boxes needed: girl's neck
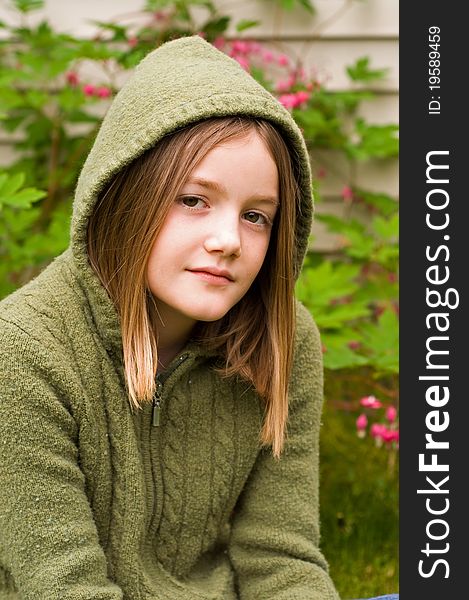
[157,340,188,373]
[154,301,197,373]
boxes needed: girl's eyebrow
[185,176,279,205]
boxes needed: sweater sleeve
[0,322,123,600]
[228,305,340,600]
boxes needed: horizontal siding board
[265,39,397,91]
[311,149,398,197]
[0,0,398,38]
[222,0,399,38]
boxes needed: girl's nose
[203,217,241,258]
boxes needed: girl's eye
[180,196,205,208]
[244,211,269,225]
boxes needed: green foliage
[347,56,389,83]
[13,0,44,12]
[0,171,50,296]
[347,119,399,160]
[0,172,45,209]
[235,19,261,32]
[266,0,316,14]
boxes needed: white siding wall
[0,0,398,250]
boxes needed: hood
[71,35,313,278]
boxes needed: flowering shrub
[356,395,399,449]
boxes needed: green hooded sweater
[0,36,340,600]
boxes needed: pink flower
[278,94,295,109]
[348,340,360,351]
[83,84,95,97]
[233,55,250,71]
[277,54,289,66]
[341,185,354,202]
[275,80,292,93]
[127,36,138,48]
[386,405,398,423]
[232,40,250,54]
[275,75,296,92]
[248,41,262,54]
[356,414,367,430]
[278,91,310,110]
[262,50,274,63]
[382,428,399,443]
[95,86,111,98]
[360,395,382,409]
[66,71,79,86]
[370,423,386,439]
[356,414,367,438]
[213,36,225,50]
[295,90,310,105]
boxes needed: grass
[319,401,399,599]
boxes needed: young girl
[0,35,396,600]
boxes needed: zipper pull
[152,380,163,427]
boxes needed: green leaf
[346,57,389,83]
[235,19,260,32]
[66,109,101,124]
[342,230,375,260]
[25,89,50,109]
[355,190,398,217]
[57,87,86,112]
[321,334,369,370]
[355,278,398,305]
[373,245,399,268]
[293,108,334,142]
[346,118,399,160]
[0,172,25,196]
[75,40,119,61]
[117,47,150,69]
[315,303,371,330]
[297,0,316,14]
[296,260,362,307]
[372,213,399,241]
[1,188,46,209]
[13,0,44,12]
[359,308,399,374]
[0,88,24,112]
[316,214,366,236]
[202,16,230,39]
[144,0,172,9]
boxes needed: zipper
[152,379,163,426]
[151,353,189,427]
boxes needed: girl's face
[146,130,279,338]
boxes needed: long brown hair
[87,116,300,457]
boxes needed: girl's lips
[188,269,233,284]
